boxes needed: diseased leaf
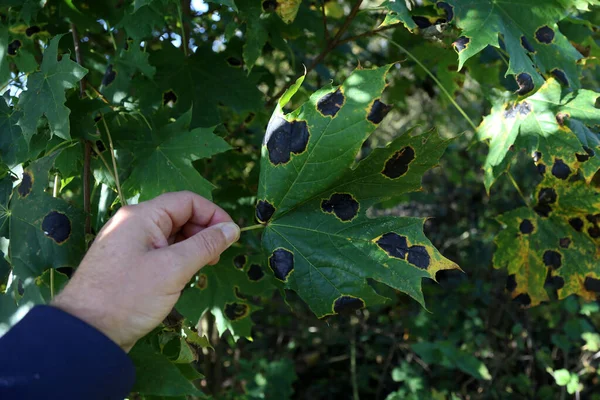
[478,79,600,190]
[495,173,600,307]
[16,34,87,144]
[121,109,231,201]
[9,154,86,279]
[100,39,156,104]
[275,0,301,24]
[380,0,417,31]
[446,0,582,94]
[150,44,263,127]
[177,248,275,340]
[256,66,458,317]
[239,0,268,73]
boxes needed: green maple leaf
[255,67,458,318]
[495,174,600,307]
[445,0,582,95]
[380,0,417,31]
[100,39,156,104]
[0,100,27,166]
[150,44,263,127]
[478,79,600,190]
[121,109,231,202]
[238,0,268,73]
[8,154,86,279]
[177,248,275,340]
[16,34,87,144]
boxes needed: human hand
[52,191,240,352]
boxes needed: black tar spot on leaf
[535,26,555,44]
[551,158,571,179]
[504,102,531,119]
[506,274,517,292]
[321,193,359,222]
[551,69,569,87]
[317,89,345,117]
[247,264,265,281]
[42,211,72,244]
[576,153,590,162]
[234,287,247,300]
[163,90,178,106]
[453,36,470,53]
[538,187,557,205]
[515,73,534,96]
[519,219,534,234]
[102,64,116,87]
[25,26,41,37]
[256,200,276,223]
[586,214,600,223]
[270,248,294,281]
[569,217,584,232]
[436,2,453,22]
[18,172,33,197]
[226,57,242,67]
[8,40,21,56]
[534,204,552,217]
[537,164,546,175]
[513,293,531,306]
[559,237,571,248]
[377,232,409,259]
[532,151,542,163]
[520,36,535,52]
[265,116,309,165]
[96,140,106,152]
[262,0,277,11]
[584,277,600,293]
[588,226,600,238]
[233,255,247,269]
[368,99,392,124]
[412,16,433,28]
[333,296,365,314]
[553,276,565,290]
[382,146,415,179]
[543,250,562,270]
[407,245,431,269]
[224,302,249,320]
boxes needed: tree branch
[266,0,364,106]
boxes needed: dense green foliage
[1,0,600,398]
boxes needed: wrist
[52,294,134,352]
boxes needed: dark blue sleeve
[0,305,135,400]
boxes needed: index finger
[139,191,233,238]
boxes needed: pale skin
[52,191,240,352]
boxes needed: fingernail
[219,222,240,244]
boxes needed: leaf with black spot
[257,67,458,317]
[445,0,582,94]
[495,177,600,305]
[8,154,85,280]
[177,248,274,340]
[379,0,418,31]
[478,79,600,190]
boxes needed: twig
[71,23,92,235]
[337,22,401,46]
[177,2,189,57]
[507,171,530,207]
[267,0,364,106]
[351,325,360,400]
[375,341,397,400]
[101,117,127,206]
[383,35,479,132]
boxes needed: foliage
[0,0,599,399]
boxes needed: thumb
[163,222,240,278]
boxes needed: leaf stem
[101,117,127,206]
[351,326,360,400]
[177,2,189,57]
[507,171,530,207]
[382,35,479,132]
[240,224,266,232]
[50,173,60,299]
